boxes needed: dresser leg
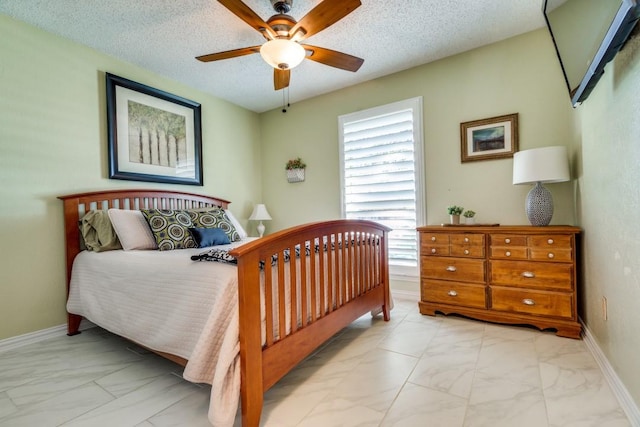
[555,325,582,340]
[418,302,437,316]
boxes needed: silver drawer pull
[547,253,554,259]
[448,290,458,297]
[547,239,554,245]
[446,266,457,272]
[464,249,469,255]
[505,238,511,244]
[521,271,535,278]
[505,251,511,257]
[464,237,469,242]
[522,298,535,306]
[431,236,436,241]
[431,248,437,254]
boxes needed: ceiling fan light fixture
[260,39,305,70]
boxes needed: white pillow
[224,209,248,240]
[107,209,157,250]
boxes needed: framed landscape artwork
[460,113,518,163]
[106,73,203,185]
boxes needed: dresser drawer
[422,279,487,309]
[490,246,528,260]
[529,248,572,262]
[451,234,484,246]
[490,260,573,291]
[421,257,485,283]
[421,243,450,256]
[529,235,572,249]
[422,233,450,244]
[451,245,484,257]
[491,286,573,318]
[491,234,527,247]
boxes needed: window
[338,97,425,278]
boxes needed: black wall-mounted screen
[543,0,640,107]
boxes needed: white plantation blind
[339,97,424,277]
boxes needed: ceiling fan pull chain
[282,87,291,113]
[282,87,287,113]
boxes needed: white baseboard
[581,320,640,426]
[0,324,67,353]
[0,320,96,354]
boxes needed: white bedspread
[67,239,255,426]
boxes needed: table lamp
[249,204,272,237]
[512,146,570,226]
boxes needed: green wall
[259,29,577,265]
[0,15,262,340]
[576,33,640,408]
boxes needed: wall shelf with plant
[285,157,306,183]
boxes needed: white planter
[287,168,305,183]
[465,217,475,225]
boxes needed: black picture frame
[106,73,203,186]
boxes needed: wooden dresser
[417,225,581,338]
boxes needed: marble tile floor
[0,296,631,427]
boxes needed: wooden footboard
[230,220,391,426]
[59,190,391,427]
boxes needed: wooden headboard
[58,189,231,296]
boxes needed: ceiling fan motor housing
[266,14,297,37]
[270,0,292,14]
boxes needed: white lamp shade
[249,204,272,221]
[513,146,570,185]
[260,39,306,70]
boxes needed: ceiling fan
[196,0,364,91]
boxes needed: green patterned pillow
[188,208,241,242]
[141,209,197,250]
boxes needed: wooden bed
[59,189,391,426]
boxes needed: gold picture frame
[460,113,518,163]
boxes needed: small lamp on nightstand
[249,204,272,238]
[513,146,570,226]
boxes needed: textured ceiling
[0,0,548,112]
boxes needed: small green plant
[285,157,306,170]
[463,210,476,218]
[447,205,464,215]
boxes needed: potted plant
[447,205,464,224]
[463,209,476,225]
[285,157,306,183]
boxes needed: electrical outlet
[602,297,608,321]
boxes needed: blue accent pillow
[189,227,231,248]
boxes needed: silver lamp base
[526,182,553,226]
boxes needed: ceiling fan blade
[274,68,290,90]
[217,0,277,39]
[302,45,363,72]
[196,46,261,62]
[290,0,361,41]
